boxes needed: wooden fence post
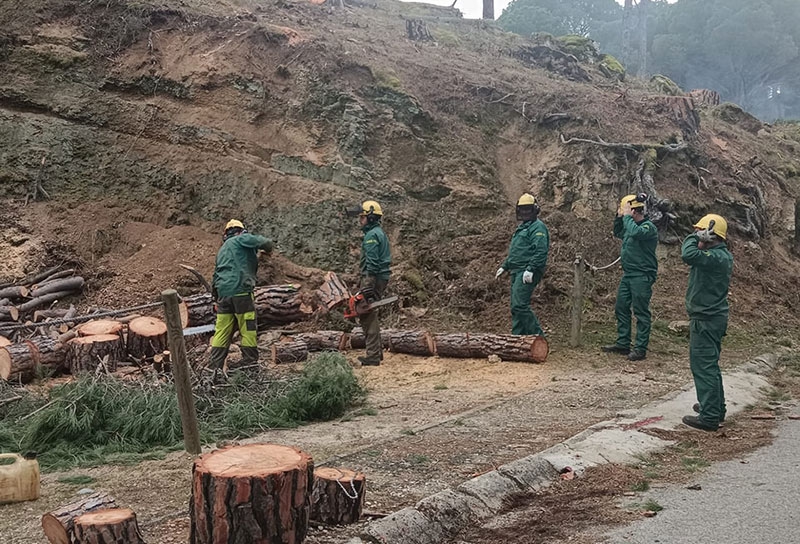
[794,198,800,255]
[570,255,584,348]
[162,289,201,455]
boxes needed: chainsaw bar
[366,296,398,310]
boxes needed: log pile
[190,444,314,544]
[0,267,84,323]
[181,285,313,328]
[0,336,65,383]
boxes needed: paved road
[606,421,800,544]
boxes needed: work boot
[209,346,229,370]
[240,347,260,366]
[627,349,646,361]
[358,356,380,367]
[682,415,719,432]
[693,403,725,424]
[602,344,630,355]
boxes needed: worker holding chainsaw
[495,194,550,336]
[602,194,658,361]
[681,214,733,432]
[349,200,392,366]
[209,219,273,375]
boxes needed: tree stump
[0,337,66,383]
[271,341,309,364]
[73,508,144,544]
[77,320,124,337]
[126,316,168,359]
[190,444,314,544]
[310,468,365,525]
[293,331,349,352]
[41,492,118,544]
[67,335,125,374]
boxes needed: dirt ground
[0,339,772,544]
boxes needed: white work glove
[523,270,534,284]
[696,229,715,243]
[495,267,505,279]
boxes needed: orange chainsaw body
[343,292,372,319]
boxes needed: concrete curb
[350,354,780,544]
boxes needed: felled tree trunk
[182,285,313,327]
[271,341,309,364]
[0,336,66,383]
[433,333,474,358]
[469,333,549,363]
[350,328,434,356]
[67,335,125,374]
[41,492,118,544]
[310,468,365,525]
[73,508,144,544]
[0,285,29,300]
[77,320,124,337]
[293,331,349,352]
[126,316,168,359]
[29,277,84,298]
[190,444,313,544]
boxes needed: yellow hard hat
[620,194,645,209]
[360,200,383,216]
[694,214,728,240]
[225,219,245,231]
[517,193,536,206]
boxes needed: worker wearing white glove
[495,267,505,279]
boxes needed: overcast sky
[402,0,675,22]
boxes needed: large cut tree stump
[293,331,349,352]
[0,337,66,383]
[77,320,124,337]
[42,492,118,544]
[67,335,125,374]
[126,316,168,359]
[191,444,314,544]
[73,508,144,544]
[351,328,435,356]
[310,468,365,525]
[271,341,309,364]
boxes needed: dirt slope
[1,0,799,334]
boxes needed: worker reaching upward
[495,194,550,336]
[603,194,658,361]
[681,214,733,432]
[209,219,273,376]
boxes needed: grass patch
[630,480,650,492]
[642,498,663,512]
[0,353,364,471]
[407,453,430,465]
[434,384,448,391]
[400,428,417,436]
[57,474,96,486]
[681,456,711,472]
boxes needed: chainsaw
[343,292,398,320]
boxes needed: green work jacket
[360,223,391,281]
[614,215,658,278]
[501,219,550,273]
[212,233,273,298]
[681,234,733,320]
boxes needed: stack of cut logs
[270,328,549,365]
[0,266,84,324]
[42,492,145,544]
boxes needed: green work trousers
[210,293,258,369]
[510,270,544,336]
[614,274,654,352]
[359,278,388,363]
[690,317,728,426]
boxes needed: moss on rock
[650,74,683,96]
[599,54,625,81]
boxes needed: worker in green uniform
[603,194,659,361]
[681,214,733,432]
[496,194,550,336]
[209,219,273,376]
[355,200,391,366]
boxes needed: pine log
[350,328,434,356]
[315,271,351,310]
[17,291,77,314]
[58,329,79,345]
[67,335,125,375]
[293,331,349,352]
[33,269,76,288]
[183,285,313,327]
[469,333,549,363]
[33,309,70,322]
[190,444,314,544]
[0,285,29,300]
[126,316,168,359]
[0,337,66,383]
[310,467,366,525]
[271,340,309,364]
[153,350,171,373]
[0,305,20,321]
[29,277,84,299]
[77,320,124,337]
[23,265,64,287]
[433,333,474,358]
[41,492,118,544]
[73,508,144,544]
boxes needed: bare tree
[637,0,649,77]
[621,0,634,65]
[483,0,494,20]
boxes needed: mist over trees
[497,0,800,121]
